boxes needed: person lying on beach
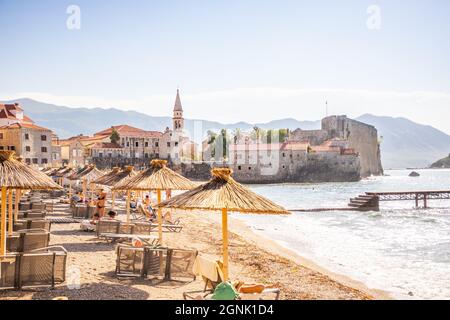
[80,213,100,232]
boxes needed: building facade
[0,103,53,167]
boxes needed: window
[25,158,31,165]
[0,133,3,139]
[145,142,149,147]
[135,142,139,147]
[248,167,252,170]
[126,142,130,147]
[282,153,286,157]
[25,146,31,152]
[175,142,179,147]
[155,142,159,147]
[41,135,47,141]
[32,158,38,164]
[41,147,48,153]
[41,158,48,164]
[144,153,149,158]
[10,146,15,151]
[99,152,103,158]
[167,142,171,147]
[24,133,29,140]
[238,166,242,170]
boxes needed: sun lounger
[0,246,67,290]
[101,233,159,245]
[183,255,280,300]
[6,229,51,253]
[96,220,121,237]
[14,219,51,232]
[115,245,197,281]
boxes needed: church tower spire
[173,89,184,131]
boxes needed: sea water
[235,169,450,299]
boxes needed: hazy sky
[1,0,450,133]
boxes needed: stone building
[291,115,383,177]
[87,89,197,169]
[193,115,381,183]
[0,103,53,167]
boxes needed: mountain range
[2,98,450,170]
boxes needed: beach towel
[192,255,222,282]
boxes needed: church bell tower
[173,89,184,132]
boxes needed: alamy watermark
[366,5,381,31]
[66,5,81,30]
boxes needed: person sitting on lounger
[80,213,100,232]
[106,210,118,220]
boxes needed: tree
[110,128,120,144]
[207,130,217,145]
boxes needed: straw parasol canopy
[158,167,288,214]
[94,166,136,187]
[1,151,62,257]
[0,151,63,190]
[113,160,196,191]
[67,165,89,180]
[157,167,289,280]
[55,167,74,178]
[113,159,197,243]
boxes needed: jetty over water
[350,190,450,211]
[290,190,450,213]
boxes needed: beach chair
[183,255,280,300]
[96,220,121,238]
[17,229,51,252]
[115,246,196,281]
[0,246,67,290]
[14,219,51,232]
[115,245,146,278]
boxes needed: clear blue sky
[1,0,450,132]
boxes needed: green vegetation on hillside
[431,154,450,168]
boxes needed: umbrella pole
[8,189,13,236]
[157,189,163,245]
[126,190,131,224]
[15,189,20,221]
[1,186,7,257]
[111,191,115,210]
[222,207,229,281]
[82,179,86,202]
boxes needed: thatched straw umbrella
[157,167,289,281]
[93,166,136,210]
[113,159,196,243]
[68,165,103,202]
[0,151,62,257]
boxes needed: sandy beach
[0,200,388,300]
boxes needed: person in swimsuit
[97,189,107,218]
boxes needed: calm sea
[236,169,450,299]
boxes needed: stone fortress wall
[181,115,382,184]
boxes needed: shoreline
[222,215,392,300]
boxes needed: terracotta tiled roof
[0,122,51,131]
[94,125,162,138]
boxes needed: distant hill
[2,98,450,169]
[356,114,450,169]
[1,98,319,138]
[430,154,450,168]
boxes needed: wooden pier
[349,190,450,211]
